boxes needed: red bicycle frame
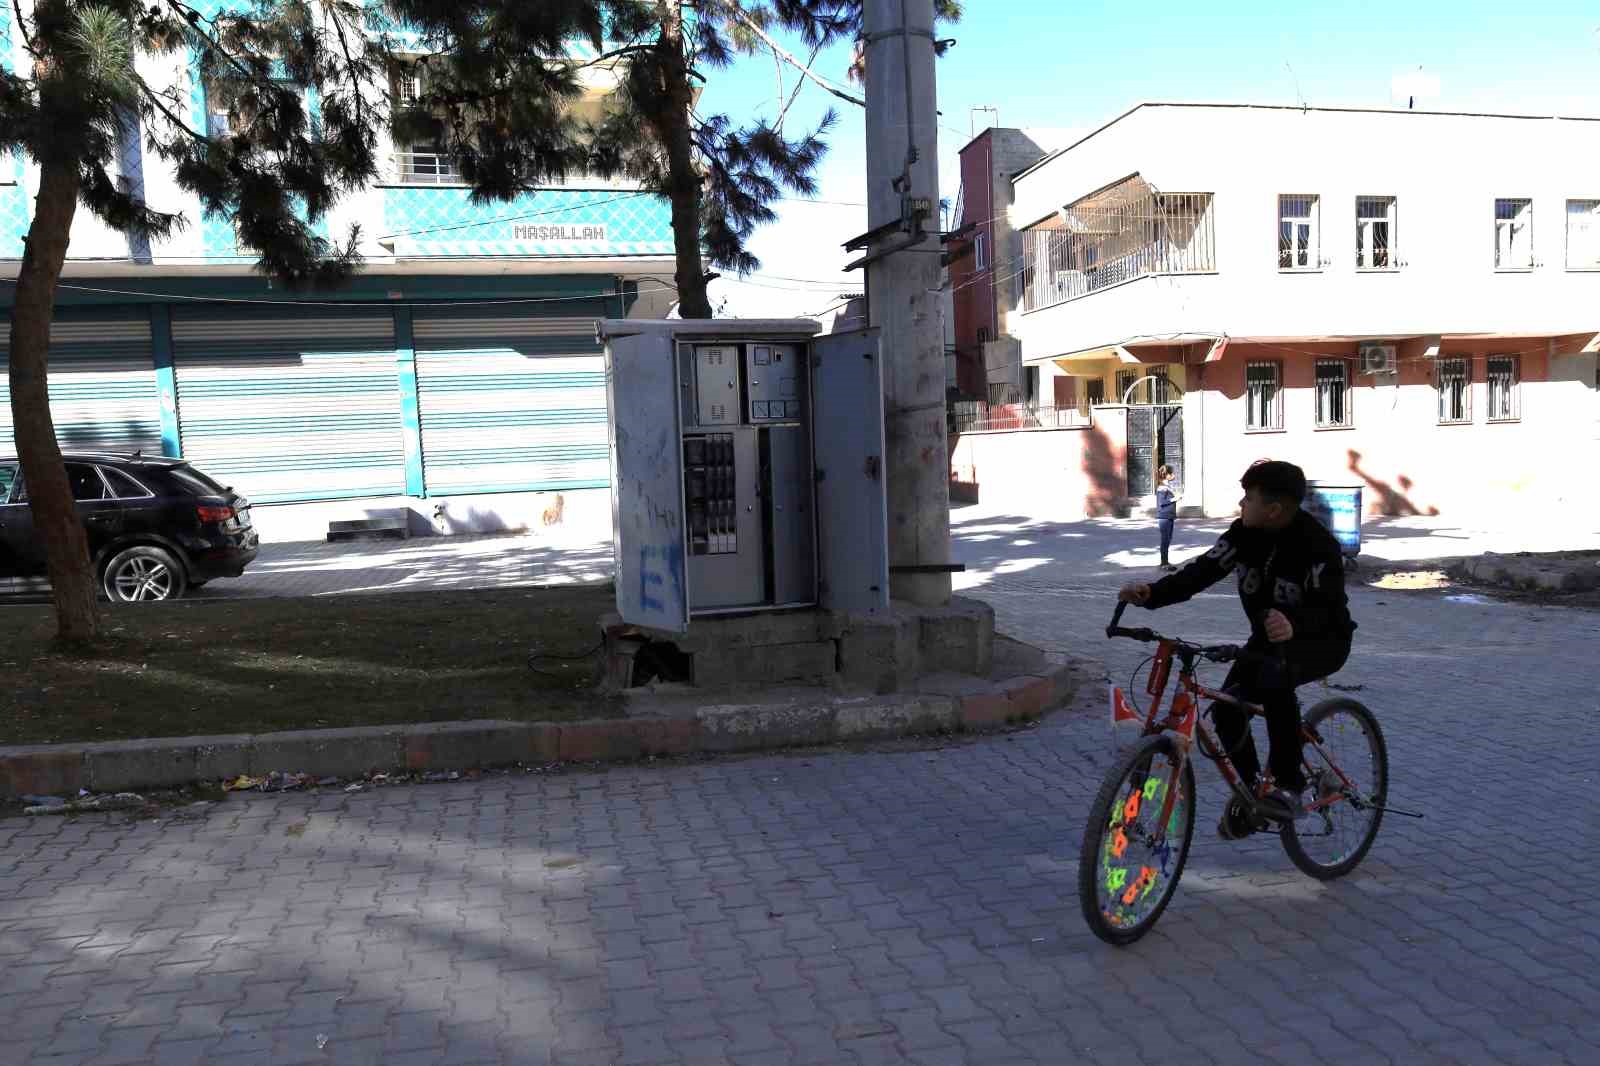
[1110,639,1357,831]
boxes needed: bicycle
[1078,601,1404,946]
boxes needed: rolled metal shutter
[413,312,608,495]
[171,306,402,502]
[0,307,161,456]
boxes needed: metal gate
[1126,404,1183,497]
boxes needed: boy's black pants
[1211,637,1351,793]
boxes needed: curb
[0,659,1088,800]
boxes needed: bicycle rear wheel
[1281,697,1388,880]
[1078,734,1196,946]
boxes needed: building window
[1486,355,1520,422]
[1494,199,1534,270]
[1436,358,1471,424]
[1355,196,1397,270]
[1150,366,1174,404]
[1567,200,1600,270]
[1085,379,1106,406]
[1245,361,1283,431]
[1115,368,1139,404]
[1314,360,1352,428]
[1279,194,1319,270]
[974,232,988,271]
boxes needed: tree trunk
[9,156,100,645]
[654,10,711,319]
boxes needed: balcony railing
[390,151,652,191]
[950,402,1092,434]
[1021,181,1215,313]
[393,150,463,185]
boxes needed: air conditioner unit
[1359,343,1397,375]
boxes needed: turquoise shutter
[171,306,403,502]
[412,311,609,496]
[0,307,161,456]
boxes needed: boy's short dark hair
[1240,460,1307,507]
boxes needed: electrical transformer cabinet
[600,319,889,634]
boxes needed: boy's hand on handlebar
[1118,583,1151,606]
[1264,609,1294,643]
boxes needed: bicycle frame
[1110,639,1360,831]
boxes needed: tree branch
[573,42,656,71]
[9,0,39,59]
[773,40,823,132]
[724,4,863,108]
[325,1,368,131]
[135,77,210,146]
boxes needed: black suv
[0,453,259,601]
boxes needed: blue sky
[700,0,1600,318]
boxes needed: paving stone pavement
[3,509,1598,1065]
[195,533,614,600]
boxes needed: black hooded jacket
[1144,510,1356,644]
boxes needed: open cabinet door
[606,331,689,632]
[811,328,889,615]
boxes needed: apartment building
[957,104,1600,518]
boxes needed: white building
[965,104,1600,519]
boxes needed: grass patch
[3,584,622,746]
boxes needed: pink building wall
[1190,335,1597,519]
[951,134,997,398]
[949,406,1129,519]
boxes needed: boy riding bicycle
[1118,460,1356,838]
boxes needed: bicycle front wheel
[1078,734,1196,946]
[1282,697,1388,880]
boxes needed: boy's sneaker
[1256,786,1309,823]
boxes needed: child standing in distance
[1155,464,1179,572]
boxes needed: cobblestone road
[3,511,1597,1065]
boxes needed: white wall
[1009,105,1600,358]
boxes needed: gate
[1126,404,1183,497]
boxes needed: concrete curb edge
[0,659,1090,799]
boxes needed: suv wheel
[103,546,188,602]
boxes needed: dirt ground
[1356,553,1600,609]
[3,584,621,746]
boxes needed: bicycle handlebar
[1106,600,1281,666]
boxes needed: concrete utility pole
[863,0,951,607]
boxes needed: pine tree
[0,0,388,644]
[388,1,960,319]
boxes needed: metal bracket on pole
[860,27,937,43]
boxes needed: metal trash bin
[1304,482,1363,560]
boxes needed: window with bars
[1245,362,1283,430]
[1356,196,1397,270]
[1314,360,1352,428]
[1436,358,1471,424]
[1115,368,1139,404]
[1150,366,1173,404]
[1567,200,1600,270]
[1279,194,1320,270]
[1495,199,1534,270]
[1486,355,1520,421]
